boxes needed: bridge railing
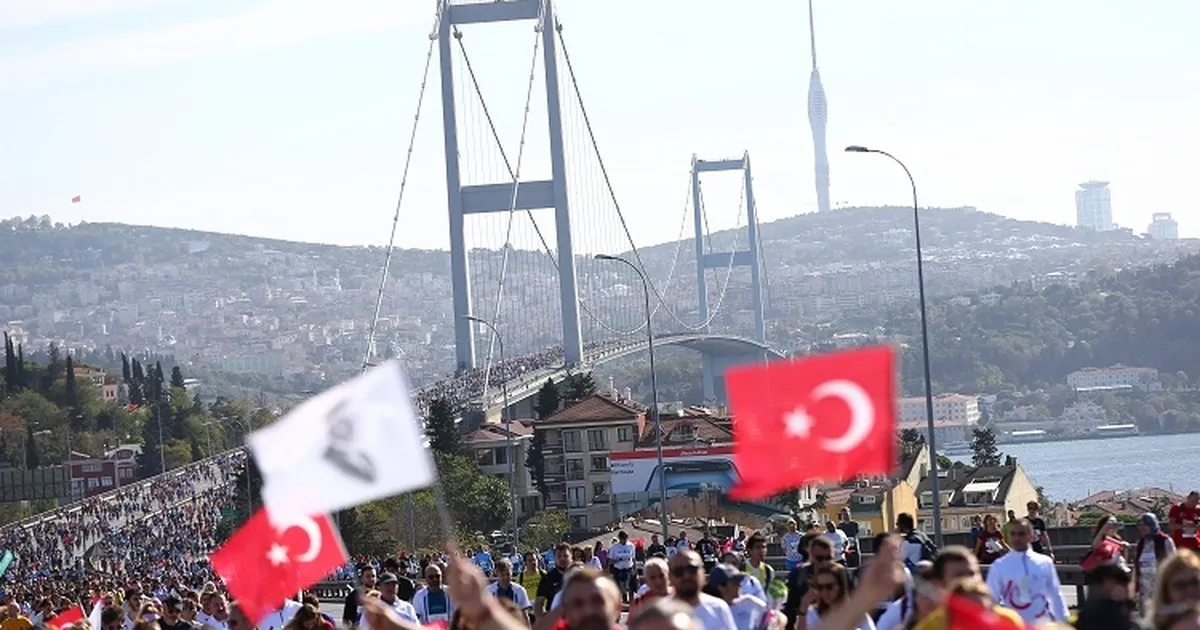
[1,446,248,533]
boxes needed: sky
[1,0,1198,252]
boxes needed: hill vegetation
[881,253,1200,431]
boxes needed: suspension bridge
[368,0,791,415]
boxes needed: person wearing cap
[703,564,769,630]
[358,573,418,630]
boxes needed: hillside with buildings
[0,208,1195,401]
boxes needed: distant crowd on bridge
[414,339,629,413]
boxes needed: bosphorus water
[958,432,1200,501]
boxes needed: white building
[1148,213,1179,240]
[899,394,982,426]
[1075,181,1113,231]
[1067,365,1161,392]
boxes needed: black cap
[378,573,399,585]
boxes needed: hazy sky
[2,0,1197,252]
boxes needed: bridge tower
[439,0,583,372]
[692,153,767,400]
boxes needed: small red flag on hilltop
[723,345,896,500]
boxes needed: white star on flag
[267,543,290,566]
[784,407,814,439]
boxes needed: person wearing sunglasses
[666,551,734,630]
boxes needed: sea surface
[947,432,1200,501]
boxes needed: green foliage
[527,429,547,499]
[1076,510,1140,526]
[424,397,460,454]
[523,509,571,552]
[170,366,186,389]
[534,379,560,420]
[561,372,597,404]
[337,505,398,558]
[885,254,1200,403]
[970,427,1002,468]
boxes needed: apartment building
[915,456,1039,534]
[536,394,645,529]
[1067,365,1160,392]
[462,420,541,519]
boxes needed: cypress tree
[64,354,78,408]
[121,353,131,383]
[170,366,186,389]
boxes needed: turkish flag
[724,345,896,500]
[945,593,1026,630]
[49,606,85,629]
[210,509,347,623]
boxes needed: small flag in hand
[210,510,347,624]
[249,360,435,525]
[70,195,81,203]
[724,345,896,500]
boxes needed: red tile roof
[539,394,643,425]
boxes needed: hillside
[0,208,1194,399]
[876,253,1200,431]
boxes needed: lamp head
[593,254,618,262]
[844,145,871,153]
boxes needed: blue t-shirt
[474,551,494,573]
[425,590,449,619]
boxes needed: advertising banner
[610,447,739,495]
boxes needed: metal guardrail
[2,446,248,532]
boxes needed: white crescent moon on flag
[275,516,322,563]
[814,379,875,453]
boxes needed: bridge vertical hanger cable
[556,24,742,333]
[453,22,690,340]
[361,3,444,373]
[453,24,543,408]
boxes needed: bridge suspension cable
[556,23,745,333]
[361,3,444,373]
[452,23,543,406]
[451,22,686,341]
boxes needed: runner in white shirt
[608,531,637,603]
[259,600,302,630]
[359,573,419,630]
[667,551,736,630]
[487,559,533,612]
[824,522,850,563]
[985,519,1068,625]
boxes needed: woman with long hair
[797,563,875,630]
[1153,550,1200,629]
[973,514,1009,564]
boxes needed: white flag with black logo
[249,360,436,525]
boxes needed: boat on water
[1001,429,1049,444]
[1090,423,1140,438]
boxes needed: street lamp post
[225,416,253,516]
[594,254,668,542]
[845,145,943,545]
[464,315,519,546]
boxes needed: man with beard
[557,567,622,630]
[666,551,735,630]
[535,542,573,616]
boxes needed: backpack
[905,531,938,562]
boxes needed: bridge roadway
[452,333,787,413]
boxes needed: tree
[528,428,548,499]
[170,366,186,389]
[121,353,131,383]
[338,506,398,557]
[23,423,39,469]
[970,427,1002,468]
[40,343,61,394]
[900,428,925,447]
[523,508,571,551]
[435,452,511,534]
[137,411,166,478]
[535,379,560,420]
[64,354,78,409]
[561,372,597,404]
[424,397,460,454]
